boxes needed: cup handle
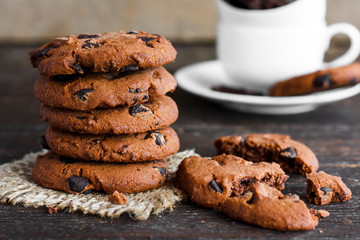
[323,23,360,68]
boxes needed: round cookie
[214,134,319,175]
[34,67,176,110]
[40,96,178,134]
[44,126,180,162]
[29,31,177,76]
[269,63,360,96]
[176,154,288,210]
[31,151,168,194]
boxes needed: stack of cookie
[29,31,180,195]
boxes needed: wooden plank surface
[0,44,359,239]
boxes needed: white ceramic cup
[215,0,360,92]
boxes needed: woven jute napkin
[0,149,197,219]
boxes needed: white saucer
[174,60,360,114]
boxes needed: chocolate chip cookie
[222,183,320,231]
[269,63,360,96]
[44,126,180,162]
[40,96,178,134]
[176,154,288,209]
[34,66,176,110]
[306,171,352,205]
[214,134,319,175]
[29,31,177,76]
[32,151,168,194]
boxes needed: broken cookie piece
[108,191,128,205]
[214,134,319,175]
[222,183,320,231]
[306,171,352,205]
[176,154,288,210]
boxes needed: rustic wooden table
[0,43,359,239]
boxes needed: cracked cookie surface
[29,31,177,76]
[44,126,179,162]
[32,151,168,194]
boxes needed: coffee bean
[75,88,94,101]
[153,166,167,176]
[129,104,152,116]
[279,147,297,159]
[313,74,332,88]
[71,62,84,74]
[40,135,51,150]
[60,156,78,164]
[137,37,156,43]
[320,187,333,194]
[77,33,101,39]
[82,40,100,49]
[34,47,53,58]
[68,176,90,193]
[209,180,223,193]
[145,131,166,146]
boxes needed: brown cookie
[214,134,319,175]
[34,67,176,110]
[176,154,288,209]
[44,126,180,162]
[29,31,177,76]
[222,183,320,231]
[269,63,360,96]
[31,151,168,194]
[40,96,178,134]
[306,171,352,205]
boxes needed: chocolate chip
[71,62,84,74]
[313,74,332,88]
[309,191,317,200]
[132,97,139,105]
[68,176,90,193]
[159,180,162,185]
[240,178,257,187]
[129,88,135,94]
[82,40,100,49]
[82,189,95,194]
[77,33,101,39]
[128,104,152,116]
[143,95,149,101]
[279,147,297,159]
[75,88,94,101]
[209,180,223,193]
[75,116,87,120]
[51,74,80,82]
[320,187,333,194]
[34,47,53,58]
[153,166,167,176]
[136,88,142,93]
[91,139,102,144]
[137,37,156,43]
[127,31,139,34]
[351,77,358,84]
[40,135,51,150]
[60,156,78,164]
[145,131,166,146]
[120,65,138,72]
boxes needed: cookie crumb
[319,229,323,234]
[310,209,330,218]
[48,206,58,214]
[108,191,128,205]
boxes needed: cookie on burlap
[214,134,319,175]
[269,63,360,96]
[32,151,168,194]
[34,66,176,110]
[29,31,177,76]
[176,154,288,209]
[222,183,322,231]
[306,171,352,205]
[40,96,178,134]
[43,126,180,162]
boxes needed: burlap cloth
[0,149,197,220]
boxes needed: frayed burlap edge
[0,149,197,220]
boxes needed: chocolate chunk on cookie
[176,154,288,209]
[269,63,360,96]
[31,151,168,194]
[222,183,319,231]
[34,67,176,110]
[45,126,179,162]
[29,31,177,76]
[40,96,178,134]
[306,171,352,205]
[214,134,319,175]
